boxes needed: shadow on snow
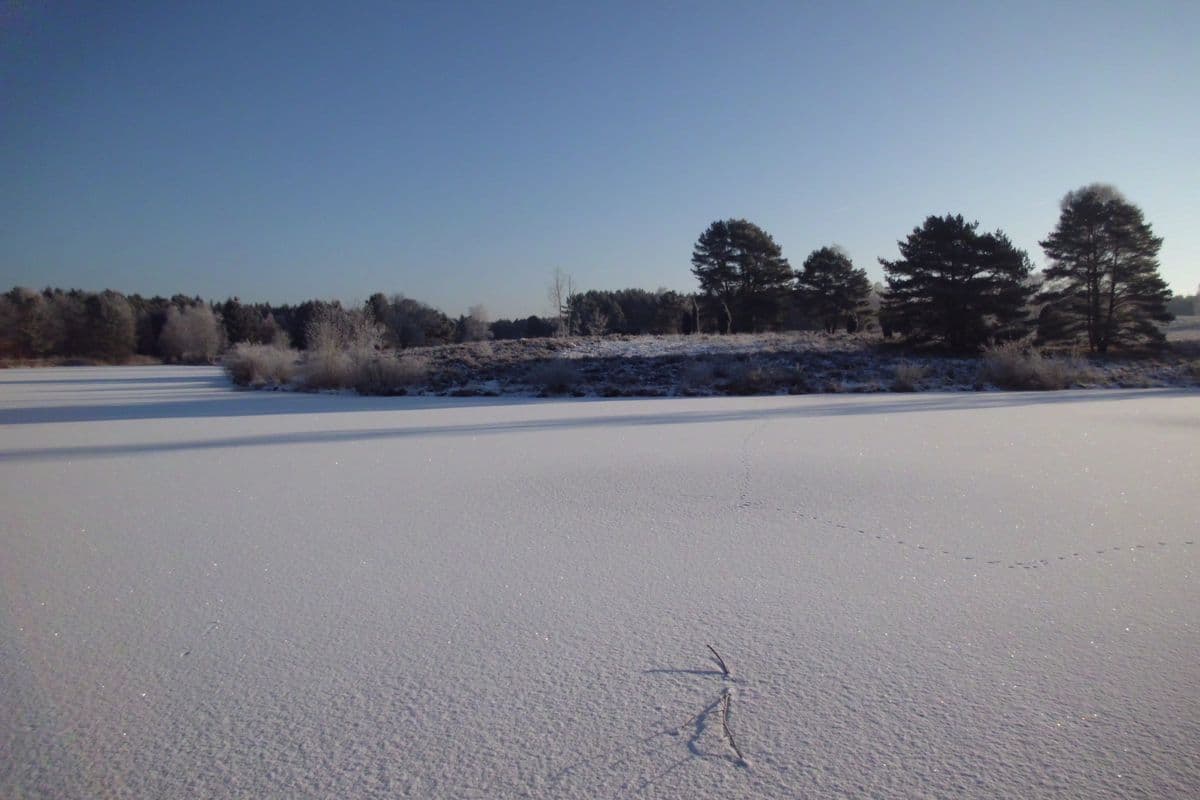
[0,378,1192,462]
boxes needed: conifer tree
[691,219,792,333]
[795,246,871,333]
[1038,185,1172,352]
[880,214,1033,349]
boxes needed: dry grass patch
[353,353,428,394]
[891,361,928,392]
[980,340,1093,390]
[300,346,428,393]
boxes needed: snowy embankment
[2,367,1198,798]
[226,329,1200,397]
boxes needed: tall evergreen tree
[880,214,1033,350]
[1038,184,1172,352]
[691,220,738,333]
[691,219,792,333]
[795,246,871,333]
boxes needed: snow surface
[2,366,1198,799]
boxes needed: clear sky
[2,1,1197,318]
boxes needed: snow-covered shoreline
[222,330,1200,397]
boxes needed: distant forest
[0,286,709,363]
[2,184,1195,364]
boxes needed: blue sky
[2,1,1197,318]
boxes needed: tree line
[692,183,1181,352]
[0,280,719,362]
[1,183,1191,363]
[0,289,502,362]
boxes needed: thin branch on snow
[721,691,746,765]
[706,644,730,677]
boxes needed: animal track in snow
[734,418,1192,573]
[784,508,1193,573]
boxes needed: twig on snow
[706,644,730,677]
[720,690,746,765]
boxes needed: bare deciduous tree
[548,268,576,337]
[159,304,224,363]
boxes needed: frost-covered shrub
[352,353,428,394]
[300,347,356,390]
[891,361,928,391]
[530,358,578,394]
[980,340,1092,390]
[223,343,298,387]
[300,306,387,390]
[300,345,430,394]
[305,305,382,353]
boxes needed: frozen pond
[2,367,1198,798]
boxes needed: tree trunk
[1087,245,1102,353]
[1102,247,1120,352]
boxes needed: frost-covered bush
[300,346,428,394]
[301,347,356,390]
[530,358,579,394]
[305,305,382,353]
[891,361,928,391]
[223,343,298,387]
[980,340,1092,390]
[300,305,387,390]
[352,353,428,394]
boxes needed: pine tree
[880,214,1033,350]
[795,246,871,333]
[691,219,792,333]
[1038,185,1172,352]
[691,220,737,333]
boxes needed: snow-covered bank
[2,367,1198,798]
[224,331,1200,397]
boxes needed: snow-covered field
[2,366,1197,799]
